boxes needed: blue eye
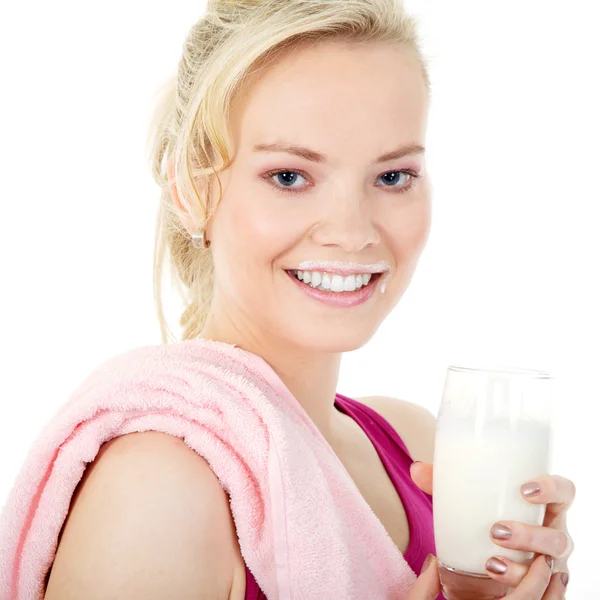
[264,169,421,195]
[379,171,410,187]
[269,170,307,190]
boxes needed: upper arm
[358,396,437,463]
[45,431,238,600]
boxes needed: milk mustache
[433,370,552,575]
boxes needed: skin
[170,39,432,447]
[169,40,575,598]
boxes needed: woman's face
[204,40,431,353]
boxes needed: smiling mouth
[285,269,382,293]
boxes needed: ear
[167,156,200,236]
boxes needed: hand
[410,462,576,599]
[407,554,441,600]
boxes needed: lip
[291,260,391,277]
[285,269,382,307]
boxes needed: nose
[310,195,381,253]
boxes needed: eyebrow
[252,141,425,164]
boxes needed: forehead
[230,41,429,160]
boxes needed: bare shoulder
[45,430,240,600]
[356,396,437,463]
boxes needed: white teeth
[293,270,375,293]
[331,274,345,292]
[344,275,357,291]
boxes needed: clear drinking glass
[433,365,554,600]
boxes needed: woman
[42,0,575,598]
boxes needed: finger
[505,554,552,599]
[409,461,433,495]
[490,521,574,560]
[485,554,542,588]
[406,554,441,600]
[541,572,569,599]
[521,475,576,521]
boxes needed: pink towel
[0,337,416,599]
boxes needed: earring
[191,228,211,249]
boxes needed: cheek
[235,202,289,240]
[380,205,430,305]
[239,205,296,255]
[217,193,298,278]
[386,196,432,258]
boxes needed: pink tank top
[244,392,443,599]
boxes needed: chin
[279,327,379,354]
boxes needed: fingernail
[411,460,422,467]
[486,557,508,575]
[561,572,570,587]
[545,555,554,571]
[420,553,434,574]
[491,523,512,540]
[521,481,541,497]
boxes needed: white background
[0,1,597,596]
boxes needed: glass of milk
[433,365,553,600]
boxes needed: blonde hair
[147,0,430,344]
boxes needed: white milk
[433,417,551,575]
